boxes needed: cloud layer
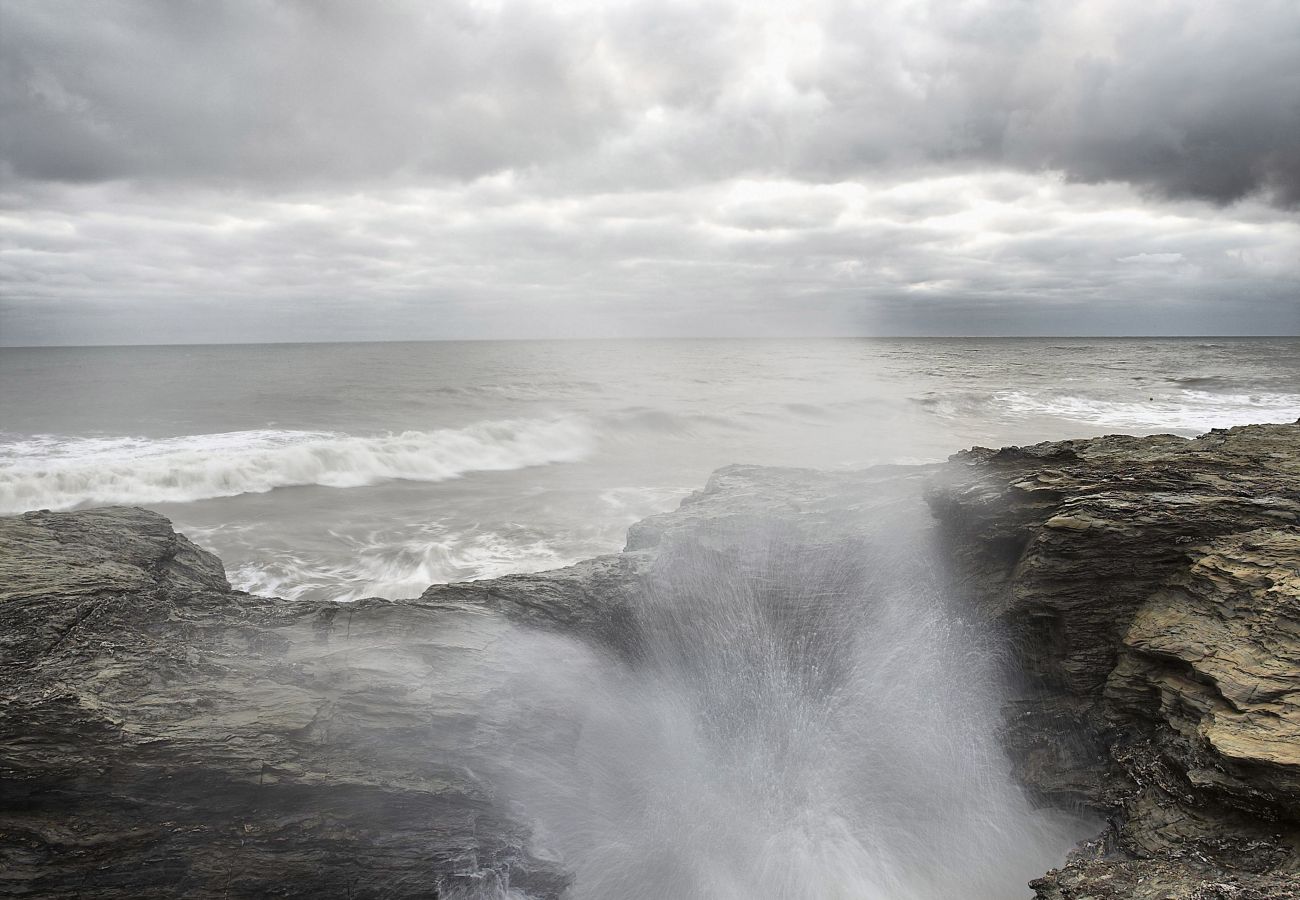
[2,0,1298,341]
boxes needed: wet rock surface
[0,508,572,899]
[2,422,1297,897]
[927,422,1300,897]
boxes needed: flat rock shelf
[2,422,1297,898]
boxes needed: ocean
[3,337,1298,601]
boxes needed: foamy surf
[0,417,594,514]
[915,387,1300,435]
[221,524,573,602]
[193,486,686,602]
[995,389,1300,433]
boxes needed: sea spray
[456,481,1090,899]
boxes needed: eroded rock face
[0,508,571,899]
[926,422,1300,897]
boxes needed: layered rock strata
[926,422,1300,898]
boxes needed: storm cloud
[2,0,1298,342]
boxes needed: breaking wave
[0,417,594,514]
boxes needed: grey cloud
[1002,2,1300,207]
[0,0,627,184]
[3,174,1296,345]
[3,0,1298,205]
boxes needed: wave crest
[0,418,593,514]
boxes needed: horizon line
[4,334,1298,350]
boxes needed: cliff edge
[926,422,1300,898]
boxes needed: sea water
[4,337,1296,600]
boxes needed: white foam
[0,417,594,515]
[994,389,1300,434]
[222,525,573,602]
[599,485,690,518]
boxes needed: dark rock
[0,507,570,899]
[925,422,1300,897]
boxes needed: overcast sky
[2,0,1298,344]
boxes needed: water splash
[464,489,1090,898]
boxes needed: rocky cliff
[926,422,1300,898]
[1,422,1297,898]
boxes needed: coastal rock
[0,507,570,898]
[2,422,1297,897]
[926,422,1300,896]
[0,465,931,897]
[418,550,653,646]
